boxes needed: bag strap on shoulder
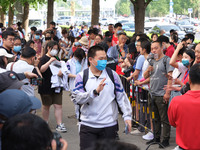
[83,68,89,92]
[10,62,16,71]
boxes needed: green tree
[146,0,169,17]
[173,0,200,17]
[0,0,10,26]
[19,0,45,36]
[116,0,131,16]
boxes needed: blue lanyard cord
[183,70,189,82]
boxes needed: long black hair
[73,48,86,63]
[44,41,60,54]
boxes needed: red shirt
[112,34,118,46]
[165,45,175,58]
[168,90,200,149]
[181,70,189,85]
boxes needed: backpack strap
[83,68,89,92]
[163,55,169,73]
[10,62,16,71]
[105,67,116,95]
[106,67,123,114]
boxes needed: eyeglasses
[121,38,127,41]
[7,38,15,42]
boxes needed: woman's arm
[40,57,57,73]
[169,42,184,68]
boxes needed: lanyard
[183,70,189,83]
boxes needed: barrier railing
[119,75,152,133]
[119,75,165,149]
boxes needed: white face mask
[50,49,58,56]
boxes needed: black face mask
[45,37,51,41]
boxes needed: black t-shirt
[38,55,55,94]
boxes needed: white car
[56,16,76,26]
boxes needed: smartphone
[125,123,129,134]
[30,78,42,86]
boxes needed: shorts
[40,92,62,106]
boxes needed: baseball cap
[0,48,13,58]
[0,71,25,92]
[0,89,41,119]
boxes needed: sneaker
[130,129,142,135]
[142,132,154,141]
[173,146,180,150]
[146,138,160,145]
[56,123,67,133]
[159,140,169,148]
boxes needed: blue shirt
[135,55,145,80]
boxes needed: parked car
[122,22,135,32]
[175,20,195,34]
[56,16,76,25]
[150,24,186,40]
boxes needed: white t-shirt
[0,68,6,73]
[6,60,34,96]
[172,62,187,80]
[141,59,149,89]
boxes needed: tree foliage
[146,0,200,17]
[173,0,199,16]
[115,0,131,16]
[146,0,169,17]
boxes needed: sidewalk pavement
[35,90,176,150]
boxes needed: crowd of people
[0,20,200,150]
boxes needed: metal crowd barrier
[119,75,152,133]
[119,75,165,149]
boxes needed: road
[35,90,176,150]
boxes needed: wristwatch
[93,89,99,96]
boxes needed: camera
[52,132,63,150]
[180,82,190,95]
[147,53,158,66]
[123,66,135,77]
[30,77,42,86]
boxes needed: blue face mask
[65,40,68,44]
[95,60,107,71]
[13,46,21,52]
[35,35,40,40]
[135,41,137,47]
[75,60,82,74]
[75,42,81,46]
[182,59,190,67]
[117,30,122,35]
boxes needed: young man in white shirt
[72,45,132,150]
[6,47,41,96]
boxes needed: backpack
[83,67,116,96]
[78,67,122,122]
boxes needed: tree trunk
[22,2,29,39]
[91,0,100,26]
[133,0,146,33]
[8,4,15,27]
[47,0,54,28]
[0,9,6,26]
[15,1,23,22]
